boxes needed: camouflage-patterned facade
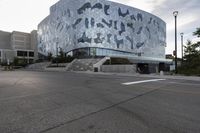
[38,0,166,59]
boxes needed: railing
[65,58,77,71]
[93,57,110,72]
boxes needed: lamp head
[173,11,178,17]
[180,32,184,36]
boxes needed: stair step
[66,58,102,71]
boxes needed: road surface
[0,71,200,133]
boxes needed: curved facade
[38,0,166,59]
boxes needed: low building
[0,30,37,64]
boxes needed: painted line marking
[122,79,166,85]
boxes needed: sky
[0,0,199,57]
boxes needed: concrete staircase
[66,58,102,71]
[26,62,51,70]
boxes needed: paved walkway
[73,71,200,81]
[1,66,200,81]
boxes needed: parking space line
[122,79,166,85]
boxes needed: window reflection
[70,47,137,58]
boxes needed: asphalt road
[0,71,200,133]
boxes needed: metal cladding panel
[38,0,166,59]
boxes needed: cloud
[0,0,59,32]
[167,15,198,31]
[111,0,200,56]
[0,0,199,56]
[110,0,166,12]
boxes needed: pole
[175,16,177,74]
[180,33,184,61]
[173,11,178,74]
[56,43,58,67]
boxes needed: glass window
[17,51,28,57]
[96,48,100,56]
[96,48,103,56]
[90,48,96,56]
[29,52,34,57]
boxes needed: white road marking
[122,79,166,85]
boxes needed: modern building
[0,30,37,64]
[38,0,172,72]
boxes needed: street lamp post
[180,32,184,61]
[56,42,58,67]
[173,11,178,74]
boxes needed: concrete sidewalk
[4,67,200,82]
[73,71,200,81]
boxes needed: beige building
[0,30,37,64]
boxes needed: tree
[59,48,65,59]
[193,28,200,37]
[47,52,53,61]
[184,40,199,55]
[58,48,66,63]
[179,28,200,75]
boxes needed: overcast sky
[0,0,199,57]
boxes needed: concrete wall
[101,65,137,73]
[31,30,38,60]
[0,30,38,63]
[11,31,32,50]
[0,50,15,63]
[0,31,11,49]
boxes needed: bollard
[160,71,164,76]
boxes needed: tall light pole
[180,32,184,61]
[56,43,58,67]
[173,11,178,74]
